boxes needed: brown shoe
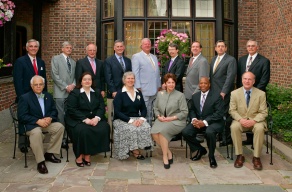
[234,155,245,168]
[253,157,263,170]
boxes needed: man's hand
[192,119,204,129]
[220,92,226,100]
[112,92,117,98]
[43,117,52,124]
[101,91,105,98]
[161,83,166,90]
[36,119,50,128]
[66,84,75,93]
[239,119,256,128]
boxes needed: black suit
[104,55,132,98]
[161,56,185,92]
[13,54,48,102]
[75,57,105,91]
[182,90,224,157]
[237,54,270,92]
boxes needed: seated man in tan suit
[229,71,267,170]
[18,75,64,174]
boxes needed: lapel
[36,57,44,73]
[238,88,248,110]
[168,57,178,72]
[112,55,124,72]
[59,54,71,74]
[247,88,257,111]
[25,54,36,74]
[194,92,201,113]
[186,55,199,75]
[142,52,156,71]
[43,92,50,116]
[30,92,44,116]
[201,91,211,113]
[248,54,260,71]
[80,92,92,109]
[84,57,95,74]
[213,54,226,74]
[241,55,248,72]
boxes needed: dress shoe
[19,146,28,153]
[209,157,217,168]
[234,155,245,168]
[242,140,253,145]
[61,139,69,149]
[44,152,61,163]
[37,161,48,174]
[164,163,170,169]
[191,147,207,161]
[252,157,263,170]
[168,153,173,164]
[82,158,91,166]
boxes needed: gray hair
[141,38,151,44]
[246,39,258,46]
[30,75,45,85]
[114,39,124,46]
[26,39,40,47]
[86,43,97,51]
[122,71,135,82]
[62,41,72,48]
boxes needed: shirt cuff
[139,117,146,122]
[95,116,101,121]
[203,120,208,127]
[191,118,197,123]
[128,119,134,124]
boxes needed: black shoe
[75,159,84,167]
[37,161,48,174]
[209,157,217,168]
[164,163,170,169]
[61,139,69,149]
[168,153,173,164]
[242,140,253,145]
[44,153,61,163]
[19,146,28,153]
[82,158,91,166]
[191,147,207,161]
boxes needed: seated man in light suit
[229,71,268,170]
[18,75,64,174]
[182,77,224,168]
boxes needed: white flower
[137,95,141,100]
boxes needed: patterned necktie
[33,58,38,75]
[37,93,45,98]
[119,56,125,71]
[147,54,155,69]
[213,56,221,73]
[246,56,253,71]
[189,57,194,68]
[67,57,71,73]
[200,93,206,112]
[246,90,251,107]
[168,60,174,71]
[90,59,96,74]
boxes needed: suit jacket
[153,90,188,127]
[51,54,76,98]
[104,54,132,98]
[113,88,146,122]
[161,56,185,92]
[237,54,270,92]
[13,54,47,101]
[189,90,224,126]
[132,51,161,96]
[75,57,105,91]
[184,54,209,99]
[65,88,106,128]
[17,91,58,134]
[229,87,267,127]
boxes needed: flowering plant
[155,29,190,67]
[0,0,16,27]
[0,58,12,69]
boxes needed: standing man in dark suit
[237,40,270,145]
[184,41,209,100]
[161,43,185,92]
[13,39,48,153]
[182,77,224,168]
[18,75,64,174]
[75,43,105,97]
[209,40,237,146]
[104,39,132,130]
[51,41,76,147]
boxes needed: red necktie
[90,59,96,74]
[33,59,38,75]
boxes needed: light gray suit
[132,51,161,124]
[184,54,209,100]
[51,53,76,125]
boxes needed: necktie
[246,90,251,107]
[119,56,125,71]
[147,54,155,69]
[213,56,221,73]
[90,59,96,74]
[67,57,71,73]
[246,56,253,71]
[168,60,174,71]
[37,93,45,98]
[200,93,206,112]
[188,57,194,68]
[33,58,38,75]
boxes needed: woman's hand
[158,115,176,122]
[132,119,144,127]
[91,117,99,126]
[84,118,92,125]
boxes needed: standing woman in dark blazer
[151,73,188,169]
[113,71,153,160]
[66,72,110,167]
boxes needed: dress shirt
[246,53,258,68]
[28,54,38,69]
[80,87,101,121]
[192,90,210,126]
[213,53,226,72]
[35,93,45,116]
[243,87,253,102]
[87,56,96,67]
[115,53,125,64]
[143,51,155,67]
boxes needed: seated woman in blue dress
[113,71,153,160]
[66,72,110,167]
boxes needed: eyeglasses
[32,83,44,87]
[246,45,257,48]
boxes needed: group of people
[12,37,270,174]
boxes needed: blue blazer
[104,55,132,98]
[13,54,47,102]
[17,91,58,134]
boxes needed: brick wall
[0,80,16,111]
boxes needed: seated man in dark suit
[182,77,224,168]
[18,75,64,174]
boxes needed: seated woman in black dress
[113,71,153,160]
[66,72,110,167]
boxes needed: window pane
[196,0,214,17]
[103,0,114,18]
[172,0,190,17]
[224,0,232,19]
[148,21,168,55]
[171,21,192,38]
[124,22,144,58]
[124,0,144,17]
[148,0,167,17]
[195,22,215,62]
[102,23,115,59]
[224,24,234,56]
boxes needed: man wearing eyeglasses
[17,75,64,174]
[237,39,270,146]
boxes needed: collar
[243,87,253,94]
[142,51,151,56]
[28,54,36,61]
[62,53,70,60]
[217,53,226,59]
[87,56,95,62]
[248,53,258,60]
[35,93,45,98]
[122,86,139,93]
[80,87,95,93]
[201,90,210,96]
[171,55,178,61]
